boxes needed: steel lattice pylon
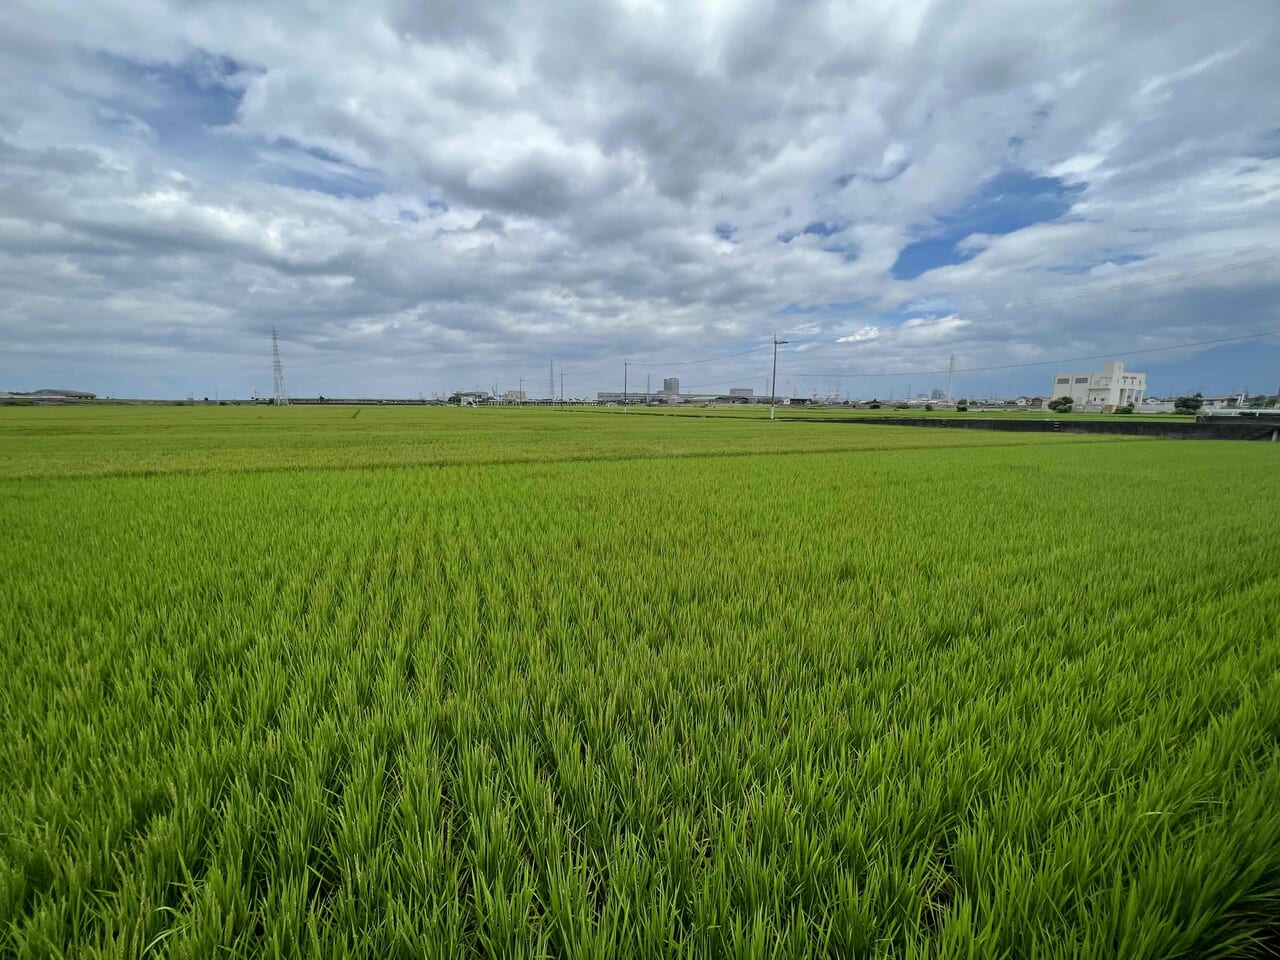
[271,327,289,406]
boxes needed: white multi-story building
[1049,361,1146,409]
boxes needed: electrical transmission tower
[549,359,555,402]
[271,327,289,406]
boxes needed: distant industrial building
[502,389,527,402]
[663,377,679,395]
[597,388,761,405]
[1050,361,1145,410]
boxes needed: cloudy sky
[1,0,1278,400]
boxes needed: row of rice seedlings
[2,438,1277,956]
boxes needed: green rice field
[3,405,1278,958]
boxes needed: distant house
[1200,395,1244,411]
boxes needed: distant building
[729,387,754,398]
[448,390,490,405]
[930,388,945,401]
[1050,361,1145,409]
[502,389,527,402]
[1200,395,1244,410]
[663,377,680,395]
[5,388,97,400]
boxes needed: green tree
[1048,395,1074,413]
[1174,393,1204,415]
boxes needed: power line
[680,376,767,390]
[630,345,772,367]
[787,329,1280,379]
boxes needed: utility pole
[623,359,630,412]
[560,371,565,403]
[549,359,555,403]
[646,373,651,405]
[947,354,956,404]
[770,334,789,421]
[518,378,523,405]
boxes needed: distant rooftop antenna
[271,327,289,406]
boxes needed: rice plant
[1,408,1277,957]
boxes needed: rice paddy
[2,405,1278,958]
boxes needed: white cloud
[837,327,881,344]
[0,0,1277,398]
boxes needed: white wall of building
[1049,361,1145,408]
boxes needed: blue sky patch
[802,220,842,237]
[98,53,244,138]
[1257,128,1280,158]
[781,298,873,316]
[822,244,858,263]
[255,141,384,199]
[891,168,1086,280]
[270,166,382,199]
